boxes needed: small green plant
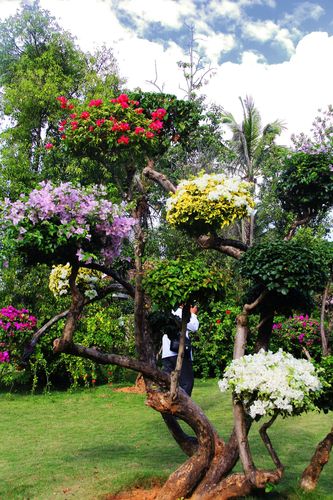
[143,257,226,310]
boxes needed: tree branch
[64,342,170,386]
[259,413,284,472]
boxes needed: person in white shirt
[161,304,199,396]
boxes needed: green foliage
[315,355,333,413]
[239,239,330,297]
[0,1,122,196]
[128,91,203,150]
[191,302,258,378]
[0,301,135,391]
[276,152,333,216]
[143,258,226,310]
[191,304,239,378]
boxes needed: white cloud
[284,2,325,27]
[209,0,242,20]
[243,19,278,42]
[243,19,295,55]
[238,0,276,7]
[205,31,333,145]
[198,32,236,62]
[117,0,196,31]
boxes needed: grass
[0,379,332,499]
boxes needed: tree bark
[320,282,330,356]
[300,426,333,491]
[170,302,190,400]
[255,307,274,352]
[53,263,85,353]
[146,389,218,500]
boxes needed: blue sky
[1,0,333,144]
[113,0,333,64]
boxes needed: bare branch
[64,342,170,387]
[143,163,177,193]
[284,215,312,241]
[146,60,165,93]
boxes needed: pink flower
[135,108,144,114]
[71,121,78,130]
[95,119,105,127]
[149,120,163,131]
[117,135,129,144]
[135,127,145,134]
[88,99,103,107]
[70,113,77,119]
[45,143,53,150]
[0,351,10,363]
[80,111,90,119]
[146,131,154,139]
[56,96,67,108]
[119,123,130,131]
[151,108,167,120]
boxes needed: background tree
[0,0,123,196]
[221,95,285,245]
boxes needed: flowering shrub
[218,349,322,419]
[1,181,135,265]
[49,263,104,299]
[49,94,167,166]
[270,314,322,361]
[191,304,242,378]
[0,306,37,370]
[166,173,254,234]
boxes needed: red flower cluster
[56,96,74,110]
[117,135,130,144]
[88,99,103,107]
[152,108,167,120]
[54,94,168,149]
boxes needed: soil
[104,485,161,499]
[112,373,146,394]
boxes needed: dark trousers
[162,355,194,396]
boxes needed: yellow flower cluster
[49,263,103,299]
[166,173,255,233]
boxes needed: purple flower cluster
[2,182,136,265]
[0,351,9,363]
[273,314,321,348]
[0,306,37,365]
[0,306,37,331]
[292,105,333,157]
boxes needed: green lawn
[0,379,332,499]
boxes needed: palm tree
[222,96,285,245]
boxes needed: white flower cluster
[49,263,102,299]
[218,349,322,419]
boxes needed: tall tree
[0,1,122,196]
[222,96,284,245]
